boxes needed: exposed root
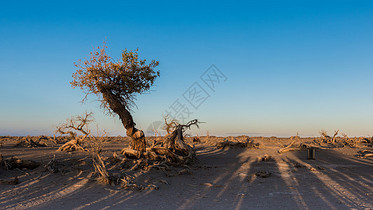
[121,119,199,166]
[121,148,141,158]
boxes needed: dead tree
[320,130,339,144]
[331,130,339,144]
[56,112,93,152]
[162,114,178,135]
[71,43,159,152]
[122,119,200,164]
[320,130,330,142]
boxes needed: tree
[56,112,93,151]
[71,43,160,152]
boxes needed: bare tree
[71,43,160,152]
[162,114,178,135]
[56,112,93,151]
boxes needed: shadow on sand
[1,145,372,209]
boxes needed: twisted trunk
[100,88,146,152]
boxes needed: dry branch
[15,136,47,148]
[278,135,301,153]
[162,114,178,135]
[121,119,199,165]
[331,130,339,143]
[56,112,93,152]
[358,150,373,158]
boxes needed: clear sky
[1,0,373,137]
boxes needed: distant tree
[71,43,159,152]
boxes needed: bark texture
[100,88,146,152]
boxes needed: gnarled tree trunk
[100,88,146,152]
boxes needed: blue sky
[1,0,373,137]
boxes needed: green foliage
[71,43,160,112]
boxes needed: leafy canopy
[71,43,160,112]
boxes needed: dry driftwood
[57,136,87,152]
[121,119,199,165]
[278,136,301,153]
[314,131,372,148]
[331,130,339,144]
[358,150,373,158]
[319,130,340,145]
[216,138,260,149]
[362,153,373,158]
[217,141,246,149]
[15,136,47,148]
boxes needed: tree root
[121,146,194,165]
[121,120,197,166]
[120,148,141,158]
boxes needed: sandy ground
[0,137,372,210]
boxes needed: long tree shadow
[39,146,257,209]
[221,147,373,209]
[72,146,256,209]
[290,148,373,209]
[2,144,371,209]
[0,154,95,209]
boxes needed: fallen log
[278,136,299,153]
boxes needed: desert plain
[0,135,372,210]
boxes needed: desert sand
[0,136,372,210]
